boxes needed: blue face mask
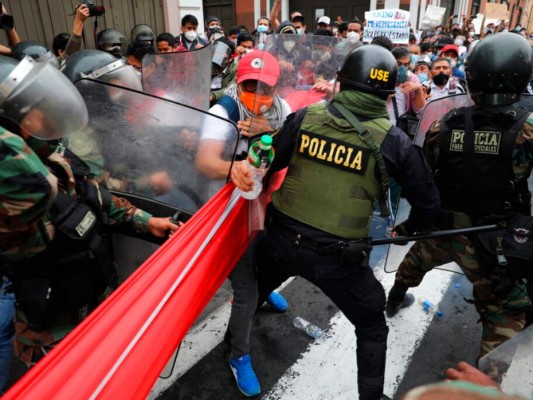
[417,72,428,84]
[296,28,303,35]
[397,65,409,84]
[257,25,268,33]
[410,54,419,65]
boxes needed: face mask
[519,31,526,37]
[257,25,268,33]
[429,53,437,61]
[283,41,296,52]
[448,58,457,69]
[432,72,450,86]
[230,38,237,46]
[245,48,253,54]
[468,31,475,37]
[239,90,274,114]
[410,54,419,65]
[296,28,303,35]
[184,30,198,42]
[397,66,410,84]
[417,72,428,84]
[435,29,442,34]
[347,31,360,44]
[454,39,464,46]
[503,28,509,32]
[257,43,265,50]
[332,28,338,35]
[515,26,521,31]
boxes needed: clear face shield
[81,58,143,92]
[212,41,232,71]
[0,56,88,140]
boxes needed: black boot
[357,340,387,400]
[385,284,414,317]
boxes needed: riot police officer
[231,45,440,400]
[0,55,179,370]
[386,33,533,356]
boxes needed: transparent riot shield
[479,324,533,394]
[141,46,212,111]
[265,34,340,112]
[72,78,239,213]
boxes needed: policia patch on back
[298,131,370,174]
[449,130,502,154]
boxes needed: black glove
[392,221,416,246]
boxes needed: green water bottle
[239,134,275,200]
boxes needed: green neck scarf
[332,90,389,119]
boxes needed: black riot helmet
[10,41,59,68]
[0,55,87,139]
[97,29,126,58]
[62,50,142,91]
[130,24,155,45]
[466,32,532,105]
[336,44,397,99]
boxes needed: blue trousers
[0,276,15,394]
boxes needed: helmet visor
[0,57,88,140]
[212,41,231,69]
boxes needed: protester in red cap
[440,44,465,80]
[196,50,291,397]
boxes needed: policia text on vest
[298,131,371,175]
[449,130,502,155]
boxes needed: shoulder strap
[217,95,240,124]
[330,101,391,217]
[391,95,400,121]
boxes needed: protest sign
[419,5,446,29]
[484,3,509,20]
[363,9,410,44]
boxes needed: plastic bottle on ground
[417,297,443,317]
[293,316,326,341]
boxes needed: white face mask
[283,41,296,52]
[468,31,475,37]
[347,31,360,44]
[184,30,198,42]
[454,39,464,46]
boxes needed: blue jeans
[0,277,15,394]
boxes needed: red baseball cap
[237,50,280,87]
[440,44,459,56]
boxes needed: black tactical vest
[435,105,530,220]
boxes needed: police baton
[370,224,500,246]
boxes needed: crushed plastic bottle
[417,297,443,318]
[293,316,325,341]
[237,135,274,200]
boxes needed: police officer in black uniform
[386,33,533,354]
[231,45,440,400]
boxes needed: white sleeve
[202,104,231,141]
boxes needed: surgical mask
[239,90,273,114]
[347,31,360,44]
[245,48,253,54]
[184,30,198,42]
[454,38,464,46]
[432,72,449,86]
[296,28,303,35]
[332,28,338,35]
[410,54,419,65]
[417,72,428,84]
[397,66,410,83]
[468,31,475,37]
[257,25,268,33]
[436,29,442,34]
[503,28,509,32]
[283,41,296,52]
[230,38,237,46]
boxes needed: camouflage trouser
[394,212,530,357]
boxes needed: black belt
[269,218,368,255]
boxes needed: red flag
[5,183,250,399]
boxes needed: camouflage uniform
[0,127,153,365]
[393,114,533,357]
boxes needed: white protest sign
[484,3,509,20]
[420,5,446,29]
[363,9,410,44]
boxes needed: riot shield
[414,93,533,147]
[72,78,239,214]
[141,46,212,111]
[265,34,340,112]
[413,93,475,147]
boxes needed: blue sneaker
[229,354,261,397]
[266,291,288,313]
